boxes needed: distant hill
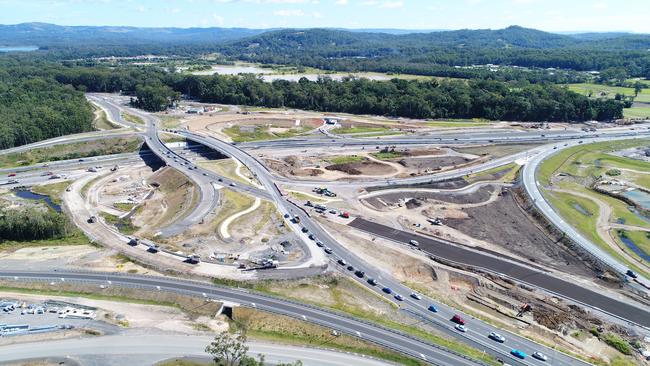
[1,23,649,77]
[0,22,267,47]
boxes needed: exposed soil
[325,160,396,176]
[398,156,471,171]
[368,186,496,207]
[366,177,469,193]
[443,188,595,276]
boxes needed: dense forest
[0,58,93,149]
[50,62,623,121]
[0,207,71,242]
[2,23,650,78]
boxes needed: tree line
[51,62,622,121]
[0,58,93,149]
[0,207,71,242]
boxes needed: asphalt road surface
[349,217,650,327]
[0,271,483,366]
[0,335,393,366]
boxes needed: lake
[0,46,38,52]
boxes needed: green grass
[544,188,650,279]
[100,212,137,235]
[215,276,498,366]
[334,126,389,134]
[464,162,519,183]
[287,191,327,203]
[617,230,650,258]
[31,181,71,205]
[567,83,650,103]
[0,137,142,169]
[114,202,137,211]
[371,151,405,160]
[198,158,253,186]
[328,155,364,164]
[624,105,650,119]
[0,230,92,250]
[92,106,118,130]
[121,112,145,125]
[537,139,650,185]
[212,189,255,229]
[223,125,309,142]
[158,115,182,129]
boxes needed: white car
[532,352,548,362]
[455,324,467,332]
[489,332,505,343]
[410,293,422,300]
[409,239,419,247]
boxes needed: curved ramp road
[522,136,650,289]
[0,335,393,366]
[0,271,484,366]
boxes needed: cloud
[593,1,607,9]
[335,0,348,4]
[273,9,306,16]
[380,1,403,8]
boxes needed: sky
[1,0,649,33]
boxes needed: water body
[623,189,650,211]
[14,190,62,212]
[0,46,38,52]
[618,232,650,262]
[571,202,592,216]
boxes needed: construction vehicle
[185,255,201,264]
[516,303,532,317]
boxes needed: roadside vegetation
[91,104,119,130]
[121,111,145,125]
[0,136,142,168]
[213,275,499,366]
[223,125,309,142]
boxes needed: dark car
[354,270,365,278]
[626,269,638,279]
[428,305,438,313]
[347,265,354,271]
[451,314,465,325]
[308,234,315,240]
[301,227,309,233]
[382,287,392,294]
[337,259,347,266]
[367,278,378,286]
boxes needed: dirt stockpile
[443,190,595,276]
[325,160,396,176]
[398,156,471,170]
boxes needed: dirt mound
[398,156,471,170]
[443,188,596,276]
[325,161,396,176]
[405,198,423,209]
[292,168,323,176]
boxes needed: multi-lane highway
[0,270,484,366]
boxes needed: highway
[172,131,600,366]
[0,335,392,366]
[521,135,650,288]
[4,94,650,365]
[0,270,484,366]
[349,217,650,327]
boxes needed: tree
[205,332,251,366]
[634,81,643,97]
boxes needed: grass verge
[121,112,145,125]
